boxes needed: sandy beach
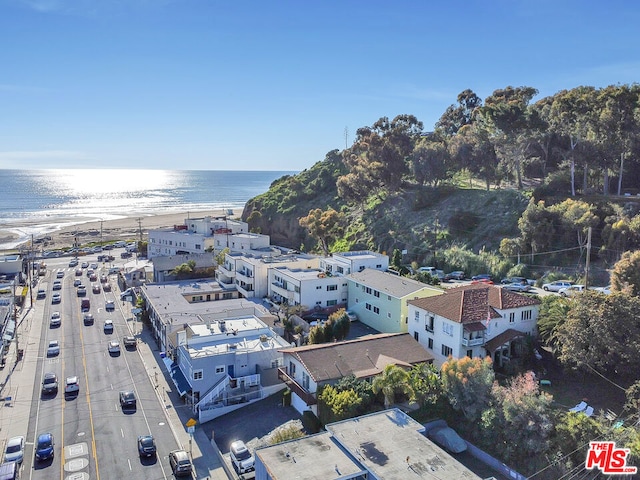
[0,209,242,252]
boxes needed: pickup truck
[123,336,137,349]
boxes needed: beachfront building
[278,333,433,415]
[318,250,389,277]
[346,269,443,333]
[268,266,348,309]
[147,215,250,259]
[212,232,271,254]
[151,253,215,283]
[174,315,290,423]
[407,283,540,367]
[0,255,22,275]
[217,252,319,299]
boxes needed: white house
[346,269,443,333]
[268,266,349,309]
[407,283,540,367]
[319,250,389,277]
[216,252,319,299]
[278,333,433,415]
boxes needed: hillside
[242,154,530,264]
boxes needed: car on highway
[65,376,79,395]
[89,273,98,282]
[81,262,89,269]
[41,372,58,395]
[105,300,115,311]
[52,280,62,290]
[100,274,108,283]
[4,436,24,464]
[73,279,82,287]
[169,449,192,476]
[68,259,79,267]
[542,280,573,292]
[77,285,87,297]
[36,289,46,299]
[47,340,60,357]
[103,283,112,292]
[559,284,586,297]
[230,440,255,474]
[83,313,94,325]
[137,435,156,457]
[51,293,61,304]
[75,268,83,276]
[56,271,64,279]
[108,341,120,355]
[90,262,98,269]
[502,282,532,293]
[92,283,101,294]
[50,312,61,328]
[119,390,136,410]
[35,433,54,461]
[104,319,114,333]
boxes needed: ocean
[0,169,296,249]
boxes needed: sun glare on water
[51,169,173,195]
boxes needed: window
[195,244,201,250]
[302,373,310,390]
[193,370,203,381]
[509,312,515,323]
[441,344,453,357]
[289,361,296,376]
[316,285,322,290]
[442,323,453,336]
[426,316,434,332]
[428,338,433,349]
[414,311,420,322]
[374,290,380,297]
[521,309,532,321]
[365,287,372,294]
[327,300,337,306]
[387,312,391,318]
[376,264,382,268]
[373,306,380,314]
[466,350,473,358]
[366,303,372,310]
[414,331,419,342]
[215,366,225,374]
[327,285,337,291]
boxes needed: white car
[105,300,115,311]
[502,282,532,293]
[230,440,255,474]
[65,376,80,394]
[4,435,25,464]
[56,271,64,279]
[542,280,573,292]
[559,285,585,297]
[104,319,114,333]
[47,340,60,356]
[108,341,120,354]
[50,312,61,328]
[591,285,612,295]
[345,310,358,322]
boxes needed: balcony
[237,270,253,281]
[278,367,317,405]
[217,264,235,278]
[462,337,485,347]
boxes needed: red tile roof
[407,283,539,324]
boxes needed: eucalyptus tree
[479,86,540,189]
[448,122,501,190]
[435,89,482,137]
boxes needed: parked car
[119,390,137,410]
[542,280,573,292]
[559,284,585,297]
[65,376,79,395]
[471,273,492,281]
[502,282,532,293]
[35,433,54,461]
[230,440,255,474]
[50,312,61,328]
[428,426,467,453]
[137,435,156,457]
[47,340,60,357]
[4,436,24,464]
[345,310,358,322]
[590,285,612,295]
[41,372,58,395]
[169,449,192,476]
[444,271,465,281]
[500,276,527,285]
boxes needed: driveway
[202,389,303,454]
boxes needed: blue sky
[1,0,639,171]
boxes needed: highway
[22,254,182,480]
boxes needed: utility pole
[136,218,143,242]
[344,126,349,149]
[585,226,592,288]
[100,219,104,247]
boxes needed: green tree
[611,250,640,295]
[408,362,441,408]
[435,89,482,137]
[441,356,494,422]
[557,291,640,376]
[371,364,414,408]
[171,260,196,279]
[214,247,229,267]
[299,207,345,255]
[318,385,363,423]
[537,295,571,352]
[334,375,374,411]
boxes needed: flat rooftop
[255,432,366,480]
[325,409,481,479]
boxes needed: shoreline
[0,208,243,252]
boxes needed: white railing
[462,337,485,347]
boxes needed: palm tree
[372,364,414,408]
